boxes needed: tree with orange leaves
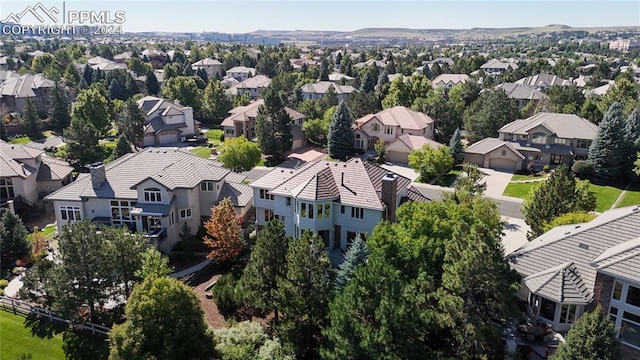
[203,197,244,263]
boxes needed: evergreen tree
[255,83,293,160]
[92,68,103,84]
[135,248,173,280]
[551,306,618,360]
[277,230,333,358]
[82,64,94,85]
[588,102,629,180]
[360,66,377,93]
[334,234,368,291]
[109,78,125,100]
[202,79,233,124]
[125,74,139,97]
[626,109,640,149]
[522,166,596,239]
[111,134,131,159]
[0,211,30,269]
[196,67,209,84]
[22,97,39,135]
[145,70,160,95]
[0,119,7,141]
[116,99,146,147]
[242,219,290,324]
[319,62,330,81]
[376,67,389,92]
[448,127,464,163]
[327,101,354,161]
[48,82,71,130]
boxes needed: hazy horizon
[1,0,639,34]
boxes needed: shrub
[212,269,245,317]
[0,279,9,288]
[12,267,22,275]
[571,160,594,178]
[219,133,225,143]
[543,165,551,173]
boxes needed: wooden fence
[0,296,111,336]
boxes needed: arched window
[143,187,162,202]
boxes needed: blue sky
[2,1,639,33]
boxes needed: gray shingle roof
[464,138,526,159]
[496,83,549,101]
[388,134,441,151]
[45,148,245,202]
[0,151,31,178]
[219,182,253,207]
[508,206,640,304]
[515,74,570,88]
[0,73,54,98]
[251,158,414,211]
[498,113,598,140]
[235,75,271,90]
[37,155,73,181]
[300,82,357,95]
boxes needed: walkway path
[170,259,212,279]
[610,182,632,210]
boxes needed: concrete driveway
[479,168,514,197]
[379,162,420,181]
[501,216,529,255]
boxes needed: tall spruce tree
[242,219,290,324]
[111,134,131,159]
[334,234,368,291]
[145,70,160,95]
[327,101,354,161]
[109,78,125,100]
[255,83,293,160]
[625,110,640,171]
[48,82,71,130]
[22,97,39,135]
[588,102,629,180]
[82,64,94,85]
[0,211,30,269]
[319,62,330,81]
[448,127,464,163]
[116,99,146,147]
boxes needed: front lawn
[205,129,224,145]
[433,169,461,187]
[510,173,548,181]
[589,183,624,212]
[191,146,212,158]
[27,224,56,242]
[502,182,538,198]
[615,183,640,208]
[1,311,65,360]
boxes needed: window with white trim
[259,189,274,200]
[351,207,364,220]
[60,205,81,221]
[0,177,15,199]
[110,200,136,227]
[143,188,162,202]
[264,209,274,221]
[179,208,192,219]
[200,181,215,192]
[372,123,380,132]
[385,126,393,135]
[609,280,640,349]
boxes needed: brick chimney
[381,173,398,222]
[88,162,106,190]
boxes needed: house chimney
[381,173,398,222]
[88,162,106,190]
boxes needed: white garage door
[386,150,409,164]
[292,138,304,150]
[158,133,178,145]
[489,158,517,172]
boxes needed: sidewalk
[170,259,212,279]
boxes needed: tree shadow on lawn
[62,331,109,360]
[24,314,61,339]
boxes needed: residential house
[220,100,308,150]
[609,39,640,52]
[496,83,549,108]
[507,205,640,360]
[354,59,387,70]
[0,73,54,113]
[464,113,597,172]
[44,149,253,252]
[228,75,271,100]
[515,74,571,90]
[289,58,318,72]
[353,106,435,152]
[225,66,256,81]
[384,134,442,164]
[113,52,133,63]
[0,141,73,205]
[27,50,46,58]
[250,158,429,250]
[585,81,615,97]
[141,48,165,59]
[328,73,354,83]
[87,56,128,72]
[136,96,197,146]
[480,59,518,76]
[432,74,470,90]
[191,58,223,79]
[300,81,357,102]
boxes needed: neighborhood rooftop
[498,112,598,139]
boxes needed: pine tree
[319,62,329,81]
[276,230,332,358]
[203,198,244,263]
[22,97,39,136]
[551,305,618,360]
[82,64,94,85]
[145,70,160,95]
[111,134,131,159]
[196,67,209,84]
[360,67,377,93]
[48,82,71,130]
[327,101,354,161]
[588,102,629,180]
[116,99,146,147]
[448,127,464,163]
[625,110,640,170]
[242,219,290,324]
[109,78,125,100]
[0,211,30,268]
[0,119,7,141]
[335,234,368,291]
[255,84,293,160]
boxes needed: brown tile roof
[355,106,434,131]
[220,100,306,127]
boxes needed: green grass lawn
[502,182,538,198]
[9,136,33,144]
[510,173,548,181]
[27,224,56,242]
[204,129,224,145]
[433,169,461,187]
[1,311,66,360]
[615,183,640,208]
[589,183,624,212]
[191,146,212,158]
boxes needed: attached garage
[386,150,408,163]
[489,158,518,172]
[157,132,179,145]
[384,134,442,164]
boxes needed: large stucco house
[136,96,198,146]
[495,83,549,109]
[220,100,308,150]
[228,75,271,100]
[250,158,429,250]
[352,106,437,161]
[44,148,253,252]
[508,205,640,360]
[0,73,55,113]
[0,141,73,206]
[431,74,470,90]
[191,58,223,79]
[225,66,256,81]
[300,82,357,102]
[481,59,518,76]
[464,113,597,172]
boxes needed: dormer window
[200,181,215,192]
[143,188,162,202]
[372,123,380,132]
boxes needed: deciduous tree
[463,89,519,142]
[115,99,146,147]
[64,115,102,167]
[72,88,111,136]
[135,248,173,280]
[218,136,262,172]
[543,212,597,232]
[202,79,233,124]
[203,197,244,263]
[161,76,203,111]
[408,144,454,182]
[551,305,618,360]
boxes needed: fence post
[11,298,16,315]
[49,309,53,322]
